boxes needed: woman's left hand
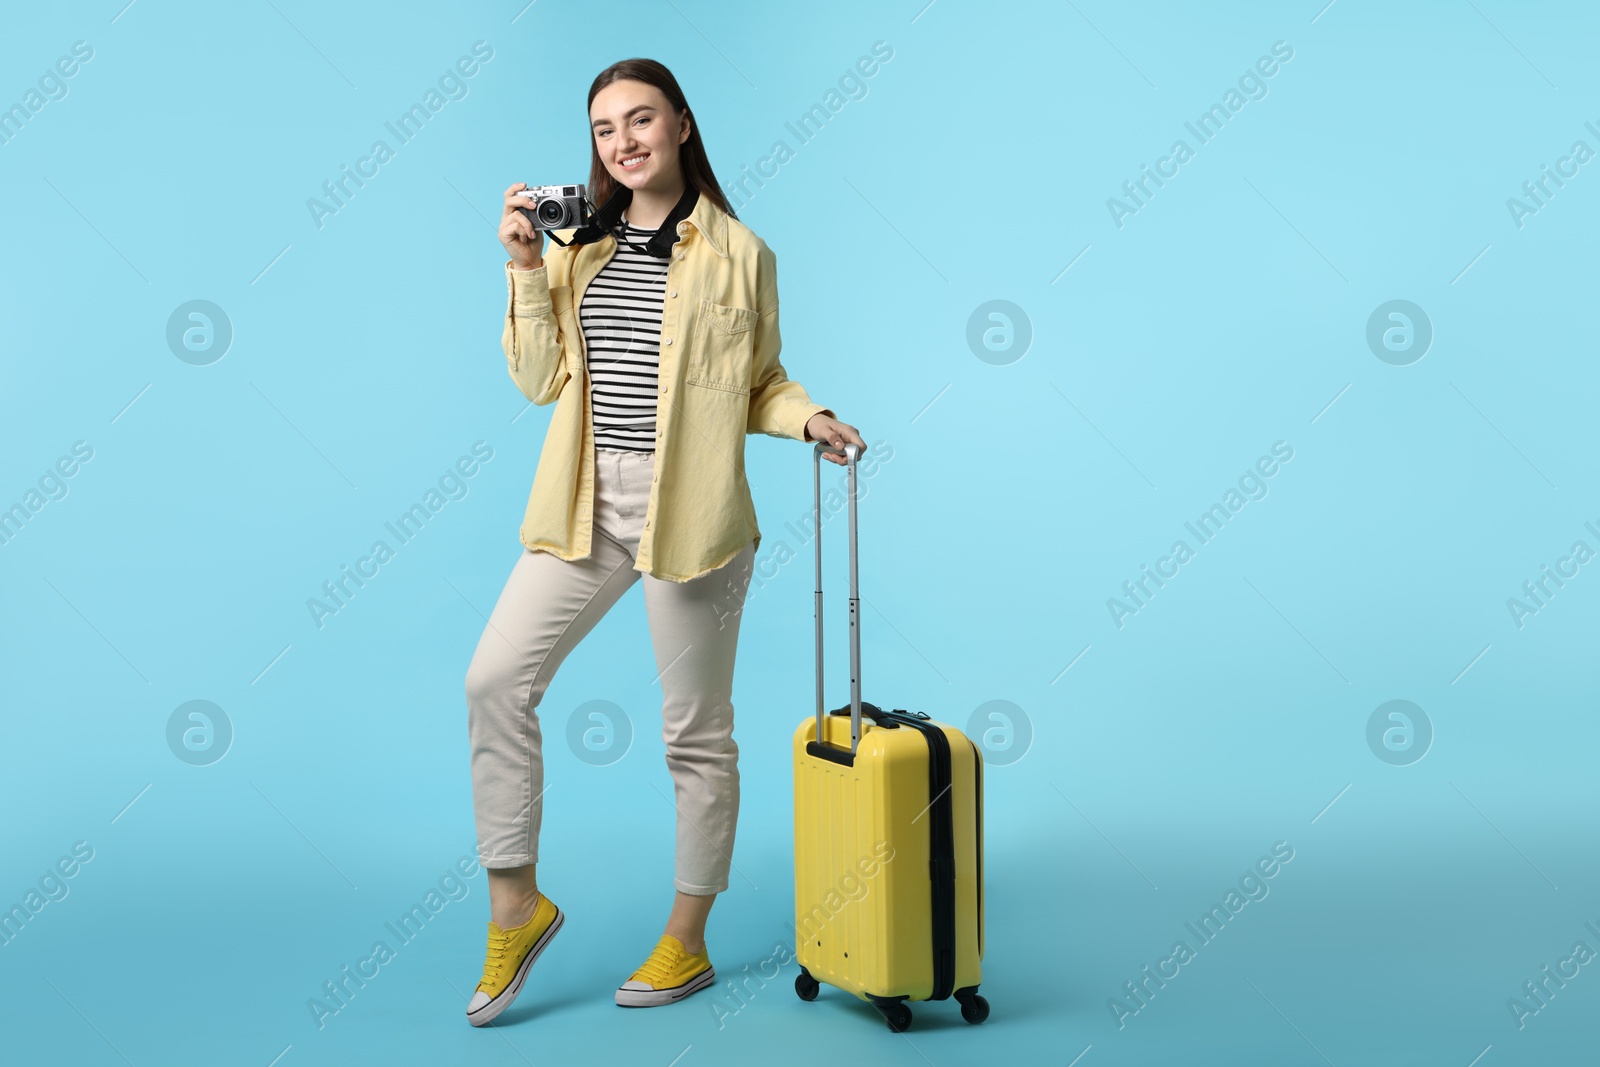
[805,413,867,465]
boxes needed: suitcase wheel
[956,986,990,1024]
[794,968,820,1002]
[867,994,913,1032]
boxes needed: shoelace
[480,927,513,986]
[634,941,687,985]
[481,898,546,988]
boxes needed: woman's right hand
[500,183,546,270]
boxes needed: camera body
[518,184,591,230]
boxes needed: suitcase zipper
[877,708,956,1002]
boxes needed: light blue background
[3,1,1597,1064]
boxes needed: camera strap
[563,183,699,259]
[543,216,649,256]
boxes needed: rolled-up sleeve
[501,261,568,406]
[745,243,833,440]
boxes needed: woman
[463,57,866,1026]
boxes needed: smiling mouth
[620,154,649,170]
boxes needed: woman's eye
[595,116,647,138]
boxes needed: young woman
[463,58,866,1025]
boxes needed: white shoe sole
[615,965,716,1007]
[466,908,565,1027]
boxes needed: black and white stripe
[581,220,669,454]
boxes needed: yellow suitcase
[791,442,988,1032]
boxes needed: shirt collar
[571,182,727,259]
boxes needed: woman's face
[590,79,690,195]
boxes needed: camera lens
[537,199,565,226]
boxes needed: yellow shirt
[501,191,835,583]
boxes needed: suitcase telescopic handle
[814,441,862,757]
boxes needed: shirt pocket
[685,298,757,396]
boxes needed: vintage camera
[518,184,591,230]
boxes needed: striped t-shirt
[580,219,669,454]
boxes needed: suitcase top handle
[813,441,863,758]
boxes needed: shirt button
[669,290,677,298]
[664,337,672,345]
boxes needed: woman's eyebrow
[591,105,656,129]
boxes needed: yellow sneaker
[465,893,564,1027]
[615,934,716,1007]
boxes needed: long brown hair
[585,59,738,220]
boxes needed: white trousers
[466,447,756,895]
